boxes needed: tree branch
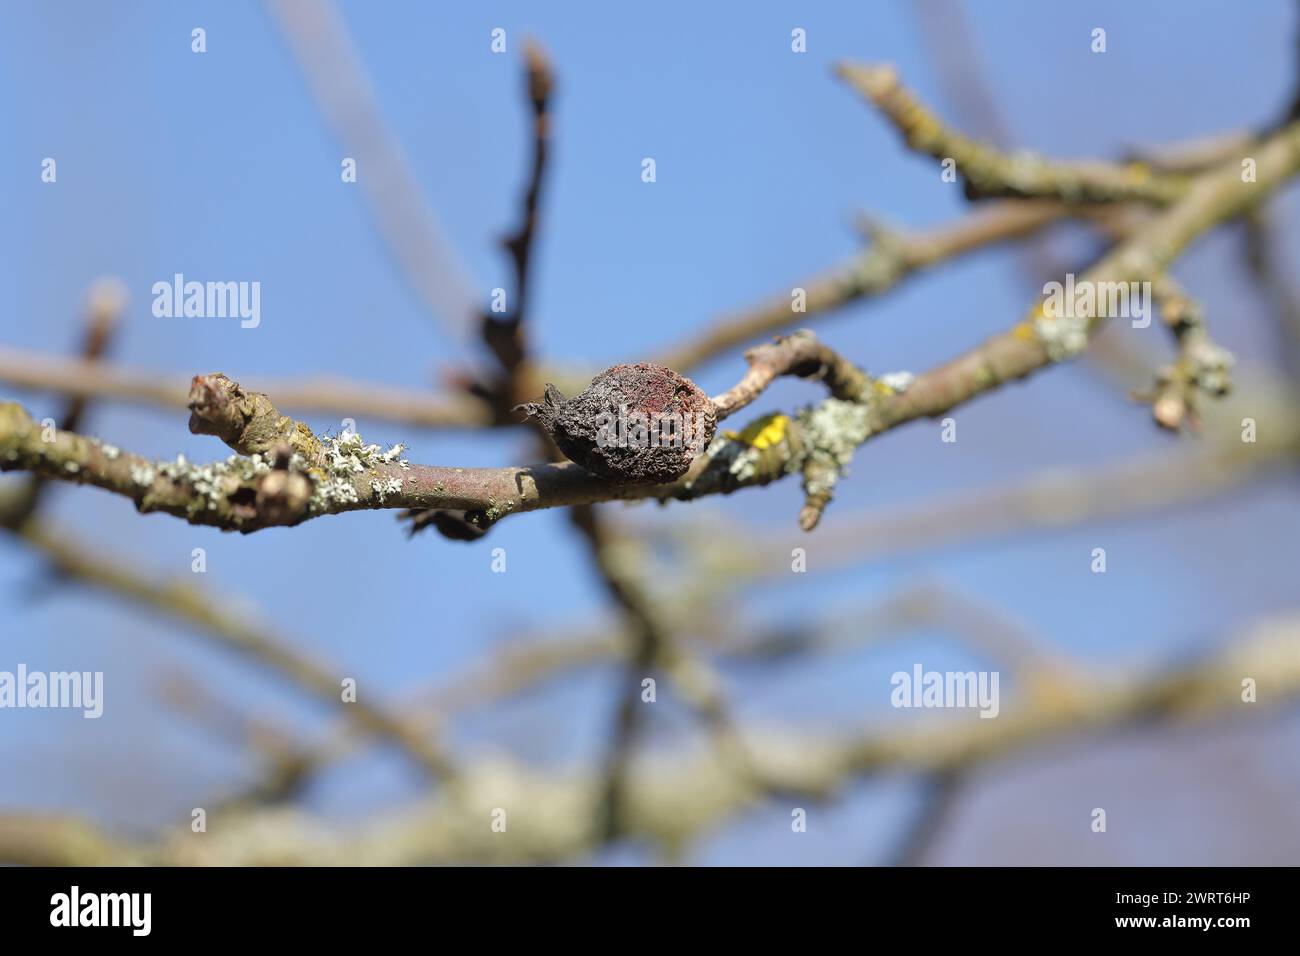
[4,614,1295,864]
[836,62,1191,204]
[0,347,493,429]
[656,200,1078,372]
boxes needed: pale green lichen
[801,451,840,499]
[678,395,876,506]
[794,397,875,500]
[797,398,873,469]
[311,477,358,509]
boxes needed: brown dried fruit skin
[518,363,716,484]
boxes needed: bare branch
[836,62,1190,204]
[710,329,873,420]
[0,347,493,429]
[656,200,1076,372]
[482,39,556,392]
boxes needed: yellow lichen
[1012,319,1039,342]
[723,412,790,451]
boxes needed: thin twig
[837,62,1190,204]
[0,347,492,429]
[656,200,1076,373]
[266,0,482,340]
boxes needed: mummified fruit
[517,363,716,484]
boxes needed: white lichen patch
[319,432,410,475]
[308,429,410,512]
[878,370,914,393]
[151,451,276,515]
[122,424,412,519]
[370,476,404,503]
[382,443,409,469]
[727,441,775,483]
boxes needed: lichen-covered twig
[910,116,1300,411]
[706,330,885,528]
[712,401,1298,577]
[0,295,458,794]
[0,371,424,531]
[0,332,870,531]
[836,62,1191,204]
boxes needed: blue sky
[1,0,1298,864]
